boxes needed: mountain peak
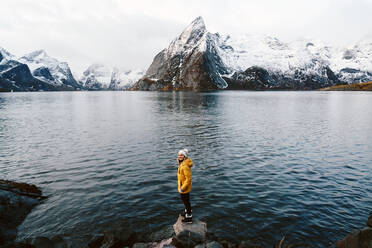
[167,16,208,56]
[180,16,207,38]
[189,16,205,30]
[0,47,14,59]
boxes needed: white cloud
[0,0,371,74]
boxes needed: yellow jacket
[177,157,193,194]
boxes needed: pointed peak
[191,16,205,26]
[185,16,206,32]
[167,17,208,56]
[0,47,14,59]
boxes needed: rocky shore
[2,179,372,248]
[336,212,372,248]
[319,81,372,91]
[0,179,46,246]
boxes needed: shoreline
[2,180,372,248]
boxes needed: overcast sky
[1,0,372,75]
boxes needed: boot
[181,209,192,218]
[182,213,192,224]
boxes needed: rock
[3,242,35,248]
[336,228,372,248]
[219,240,237,248]
[0,180,46,246]
[195,241,224,248]
[367,212,372,228]
[20,235,69,248]
[132,242,157,248]
[360,228,372,248]
[87,223,136,248]
[173,215,207,237]
[30,237,54,248]
[50,235,69,248]
[88,235,104,248]
[148,226,175,242]
[172,215,207,248]
[130,17,227,91]
[172,230,205,248]
[153,238,174,248]
[238,241,263,248]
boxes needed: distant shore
[319,81,372,91]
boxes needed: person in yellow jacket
[177,148,193,223]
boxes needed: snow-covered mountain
[0,47,143,92]
[80,63,144,90]
[132,16,372,91]
[19,50,81,88]
[0,47,76,92]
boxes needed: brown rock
[173,215,207,237]
[360,228,372,248]
[336,230,360,248]
[367,212,372,228]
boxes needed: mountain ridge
[131,16,372,91]
[0,48,143,92]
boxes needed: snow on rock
[81,63,113,89]
[110,68,145,90]
[0,47,15,63]
[133,16,372,91]
[215,33,372,85]
[81,63,144,90]
[167,16,208,58]
[132,16,228,90]
[19,49,79,87]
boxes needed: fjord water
[1,91,371,247]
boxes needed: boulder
[29,237,55,248]
[218,240,236,248]
[238,241,263,248]
[0,180,46,246]
[360,228,372,248]
[367,212,372,228]
[172,230,204,248]
[153,238,174,248]
[148,226,175,242]
[195,241,224,248]
[132,242,157,248]
[173,215,207,237]
[172,215,207,248]
[88,224,136,248]
[336,228,372,248]
[20,235,69,248]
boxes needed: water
[1,91,372,247]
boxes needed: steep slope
[132,17,372,91]
[80,63,144,90]
[131,17,229,91]
[19,50,81,89]
[330,40,372,83]
[109,68,144,90]
[0,48,73,91]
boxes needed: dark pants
[180,193,192,215]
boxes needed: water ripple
[0,91,371,247]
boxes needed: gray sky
[1,0,372,75]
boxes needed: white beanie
[178,148,189,157]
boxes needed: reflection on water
[0,91,372,247]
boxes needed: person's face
[178,153,185,161]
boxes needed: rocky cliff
[131,17,228,91]
[131,17,372,91]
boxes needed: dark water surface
[1,91,372,247]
